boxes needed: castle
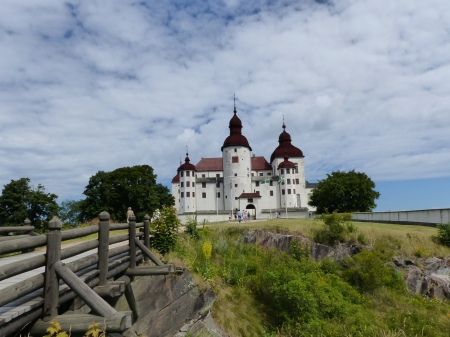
[171,103,317,223]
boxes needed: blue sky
[0,0,449,212]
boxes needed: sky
[1,0,449,212]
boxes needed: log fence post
[98,211,110,286]
[129,215,136,269]
[43,216,62,321]
[143,214,150,263]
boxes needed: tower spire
[282,114,286,130]
[233,93,237,114]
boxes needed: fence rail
[352,208,450,227]
[0,212,177,337]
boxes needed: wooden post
[98,211,110,286]
[128,215,136,269]
[23,218,33,253]
[143,214,150,263]
[43,216,62,321]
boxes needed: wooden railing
[0,212,178,337]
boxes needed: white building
[171,104,317,223]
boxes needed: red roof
[238,192,262,199]
[195,157,223,171]
[221,107,252,151]
[171,173,180,183]
[278,155,296,169]
[270,124,304,163]
[251,156,272,170]
[178,153,196,171]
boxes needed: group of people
[229,210,251,223]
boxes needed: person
[278,211,281,218]
[243,210,247,222]
[229,212,232,222]
[126,207,134,223]
[237,209,242,223]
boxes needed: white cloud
[1,0,450,203]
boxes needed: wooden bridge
[0,212,179,337]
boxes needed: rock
[405,266,424,294]
[116,270,224,337]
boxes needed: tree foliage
[0,178,59,231]
[308,170,380,214]
[79,165,174,222]
[59,199,83,226]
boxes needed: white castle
[171,103,317,223]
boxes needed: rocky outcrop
[400,257,450,300]
[242,229,360,261]
[116,269,224,337]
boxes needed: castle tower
[221,101,252,211]
[177,151,196,213]
[277,152,297,209]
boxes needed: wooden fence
[0,212,178,337]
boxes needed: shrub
[314,213,354,245]
[437,223,450,247]
[184,217,200,239]
[290,239,310,262]
[151,206,180,254]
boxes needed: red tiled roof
[238,192,262,199]
[251,156,272,170]
[178,153,196,171]
[221,108,252,151]
[195,157,223,171]
[278,153,296,169]
[270,125,304,163]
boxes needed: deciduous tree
[79,165,174,222]
[308,170,380,214]
[0,178,59,231]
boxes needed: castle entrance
[246,204,256,220]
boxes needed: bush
[184,217,200,239]
[314,213,354,245]
[151,206,180,254]
[437,223,450,247]
[290,239,310,262]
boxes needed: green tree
[151,205,180,254]
[59,199,83,226]
[0,178,59,231]
[79,165,174,222]
[308,170,380,214]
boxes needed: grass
[169,218,450,337]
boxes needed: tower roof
[178,152,196,171]
[221,100,252,151]
[277,152,296,169]
[270,123,304,163]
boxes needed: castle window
[248,198,253,203]
[293,189,296,194]
[280,169,284,174]
[186,181,190,187]
[181,182,184,187]
[288,189,291,194]
[232,156,238,163]
[251,173,254,177]
[202,182,206,188]
[234,149,237,152]
[287,179,291,184]
[259,173,263,176]
[202,174,206,178]
[202,192,206,198]
[187,171,190,177]
[181,172,184,177]
[235,184,238,188]
[268,172,271,176]
[193,182,195,187]
[193,192,195,197]
[270,190,273,196]
[287,169,290,174]
[256,181,260,187]
[181,192,184,198]
[270,181,273,186]
[216,174,220,178]
[234,173,237,177]
[282,190,285,195]
[217,192,221,198]
[296,179,299,184]
[295,165,298,173]
[186,192,190,197]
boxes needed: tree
[79,165,174,222]
[0,178,59,231]
[59,199,83,226]
[151,205,180,254]
[308,170,380,214]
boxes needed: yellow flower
[202,240,212,260]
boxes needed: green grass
[168,218,450,337]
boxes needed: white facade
[172,107,316,221]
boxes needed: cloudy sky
[1,0,449,211]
